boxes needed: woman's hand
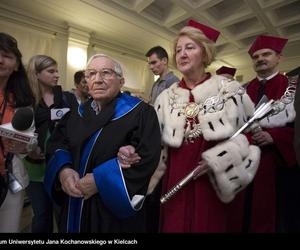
[1,137,28,154]
[117,145,141,168]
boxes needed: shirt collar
[178,73,211,90]
[91,100,101,115]
[257,71,279,81]
[157,71,174,83]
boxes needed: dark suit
[294,74,300,165]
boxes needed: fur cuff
[259,101,295,128]
[202,134,260,203]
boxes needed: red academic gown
[245,73,297,232]
[160,77,244,232]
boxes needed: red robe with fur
[159,76,246,232]
[244,73,297,232]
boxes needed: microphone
[12,107,34,131]
[0,107,38,146]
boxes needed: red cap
[248,35,288,56]
[188,19,220,42]
[216,66,236,76]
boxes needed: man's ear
[278,53,283,63]
[120,77,125,87]
[162,57,168,65]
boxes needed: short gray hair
[86,54,123,77]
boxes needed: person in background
[44,54,161,233]
[0,32,35,232]
[275,67,300,232]
[146,46,179,105]
[145,46,179,232]
[216,66,236,80]
[119,20,260,232]
[71,70,89,104]
[293,69,300,165]
[25,55,77,233]
[244,35,297,232]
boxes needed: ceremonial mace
[160,100,275,204]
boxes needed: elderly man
[244,35,297,232]
[44,54,161,233]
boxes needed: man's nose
[94,72,105,82]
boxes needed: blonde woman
[25,55,76,232]
[155,20,261,232]
[119,20,261,232]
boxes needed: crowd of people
[0,16,299,233]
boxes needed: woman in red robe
[152,20,260,232]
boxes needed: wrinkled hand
[252,130,273,147]
[76,173,98,200]
[2,138,28,154]
[117,145,141,168]
[59,167,83,198]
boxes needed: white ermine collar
[155,75,253,147]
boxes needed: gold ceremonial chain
[184,103,202,143]
[185,102,200,119]
[269,77,296,116]
[169,80,246,143]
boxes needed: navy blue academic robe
[44,93,161,233]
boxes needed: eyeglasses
[85,68,119,80]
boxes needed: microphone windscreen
[11,107,34,131]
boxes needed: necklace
[169,79,246,143]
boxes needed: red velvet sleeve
[265,127,297,167]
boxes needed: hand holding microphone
[0,107,38,154]
[2,138,27,154]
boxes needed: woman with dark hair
[0,32,35,232]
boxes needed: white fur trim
[199,109,235,141]
[202,135,249,174]
[154,84,188,147]
[259,101,295,128]
[155,75,255,146]
[202,134,260,203]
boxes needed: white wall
[0,20,68,86]
[0,18,156,97]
